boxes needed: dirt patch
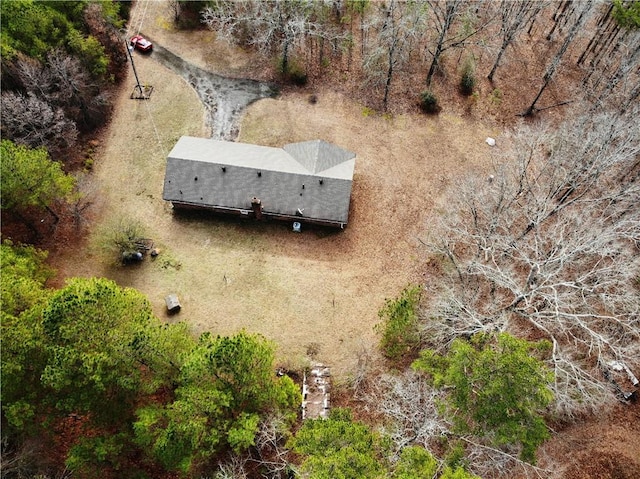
[539,399,640,479]
[150,43,276,139]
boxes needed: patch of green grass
[375,285,422,361]
[83,158,94,171]
[490,88,503,106]
[361,106,376,117]
[155,252,182,271]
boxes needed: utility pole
[126,40,152,99]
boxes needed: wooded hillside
[2,1,639,478]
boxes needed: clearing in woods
[48,2,497,376]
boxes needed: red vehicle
[130,35,153,52]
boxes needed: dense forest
[2,1,639,478]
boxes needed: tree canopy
[134,331,300,472]
[376,284,422,360]
[289,408,483,479]
[1,269,302,476]
[1,92,79,156]
[393,446,480,479]
[421,109,640,417]
[413,333,553,463]
[0,241,53,434]
[288,408,387,479]
[40,277,158,421]
[0,0,118,76]
[0,240,53,318]
[613,0,640,29]
[0,140,75,214]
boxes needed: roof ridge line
[281,146,314,175]
[310,139,321,174]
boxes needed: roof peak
[283,140,355,174]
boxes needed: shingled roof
[162,136,356,227]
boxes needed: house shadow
[170,207,344,241]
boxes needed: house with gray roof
[162,136,356,228]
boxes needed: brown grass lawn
[49,1,499,378]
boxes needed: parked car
[130,35,152,52]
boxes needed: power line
[144,95,168,158]
[124,0,167,158]
[125,0,150,38]
[136,0,151,36]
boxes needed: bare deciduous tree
[487,0,548,83]
[369,372,449,451]
[580,9,640,113]
[424,0,494,87]
[588,32,640,112]
[370,371,555,477]
[577,2,616,66]
[8,50,107,133]
[250,413,293,479]
[420,108,640,419]
[201,0,345,75]
[523,0,595,116]
[362,0,428,110]
[45,50,107,131]
[6,54,49,98]
[1,91,77,157]
[460,437,555,478]
[45,51,91,102]
[214,454,250,479]
[546,0,575,41]
[206,413,293,479]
